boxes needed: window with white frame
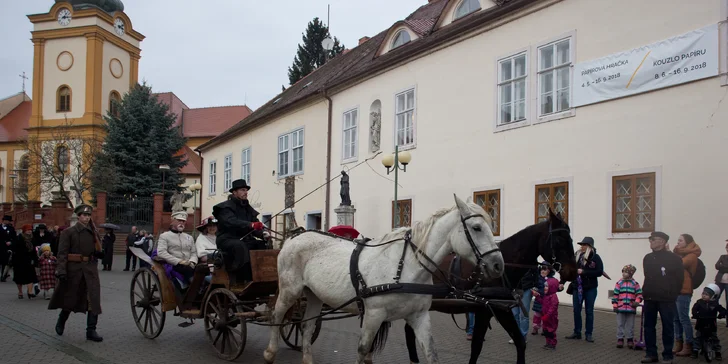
[241,148,251,184]
[208,161,217,195]
[391,30,411,49]
[538,37,572,116]
[498,52,527,125]
[395,89,415,148]
[342,109,358,161]
[223,155,232,191]
[278,129,304,177]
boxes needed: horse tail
[370,321,391,354]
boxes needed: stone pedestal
[334,205,356,227]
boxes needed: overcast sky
[0,0,427,109]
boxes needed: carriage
[128,238,324,361]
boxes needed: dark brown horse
[404,209,577,364]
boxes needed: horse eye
[473,225,482,232]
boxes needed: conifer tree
[97,82,187,196]
[288,17,345,85]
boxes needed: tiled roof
[0,100,31,143]
[198,0,535,151]
[175,145,202,175]
[182,105,253,138]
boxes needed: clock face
[114,18,125,36]
[57,9,71,26]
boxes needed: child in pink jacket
[541,267,561,350]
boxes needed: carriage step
[230,282,252,294]
[234,311,260,318]
[181,309,201,317]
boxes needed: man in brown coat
[48,204,105,342]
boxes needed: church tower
[25,0,144,201]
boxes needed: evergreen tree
[288,17,345,85]
[98,82,187,197]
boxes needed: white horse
[263,195,504,364]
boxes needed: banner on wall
[573,24,719,107]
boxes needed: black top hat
[577,236,595,247]
[229,179,251,193]
[37,223,47,230]
[2,215,12,222]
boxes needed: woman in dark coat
[13,225,39,299]
[101,229,115,271]
[32,224,53,248]
[565,236,604,343]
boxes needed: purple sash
[150,250,185,283]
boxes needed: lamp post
[159,164,170,208]
[381,145,412,228]
[188,180,202,239]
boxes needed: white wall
[43,37,87,120]
[201,101,329,238]
[328,0,726,308]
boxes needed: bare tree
[19,118,108,208]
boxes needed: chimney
[359,36,370,45]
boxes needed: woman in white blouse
[195,217,218,263]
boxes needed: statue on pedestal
[170,191,185,213]
[340,171,351,206]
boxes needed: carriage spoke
[133,290,144,300]
[283,324,295,340]
[136,307,147,323]
[150,308,160,329]
[213,329,223,346]
[151,305,162,316]
[226,329,238,351]
[143,309,150,333]
[220,330,227,353]
[135,280,145,297]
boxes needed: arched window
[57,85,71,112]
[109,91,121,117]
[454,0,481,20]
[15,155,29,200]
[391,29,411,50]
[56,145,70,174]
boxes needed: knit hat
[622,264,637,277]
[40,243,51,253]
[21,224,32,233]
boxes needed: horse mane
[378,202,489,255]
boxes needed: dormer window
[454,0,481,20]
[391,30,411,49]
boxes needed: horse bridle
[460,213,501,268]
[545,222,570,273]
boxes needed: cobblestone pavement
[0,255,725,363]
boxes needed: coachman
[48,204,105,342]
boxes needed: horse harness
[348,213,502,325]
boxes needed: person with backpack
[672,233,702,357]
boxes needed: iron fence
[105,194,154,232]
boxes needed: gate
[105,194,154,233]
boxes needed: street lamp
[188,180,202,239]
[159,164,170,207]
[381,145,412,228]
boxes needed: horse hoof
[263,349,276,363]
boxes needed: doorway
[305,212,322,231]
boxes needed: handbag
[566,282,574,295]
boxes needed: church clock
[57,8,71,26]
[114,18,125,36]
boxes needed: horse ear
[466,196,473,203]
[454,194,469,216]
[547,207,556,220]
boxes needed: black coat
[32,231,53,248]
[642,249,684,302]
[567,251,604,293]
[102,233,115,265]
[692,299,727,332]
[12,236,38,285]
[0,224,16,264]
[715,255,728,284]
[212,198,263,269]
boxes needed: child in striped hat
[612,264,643,349]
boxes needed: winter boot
[672,340,683,354]
[565,333,582,340]
[532,326,540,335]
[715,351,722,360]
[55,310,70,336]
[627,338,635,349]
[675,342,692,356]
[86,314,103,342]
[617,339,624,348]
[690,351,698,359]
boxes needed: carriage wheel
[130,268,166,339]
[204,288,247,361]
[279,300,322,351]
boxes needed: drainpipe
[197,149,204,218]
[323,90,333,231]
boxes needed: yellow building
[0,1,251,205]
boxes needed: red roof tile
[175,145,202,175]
[0,100,31,143]
[182,105,253,138]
